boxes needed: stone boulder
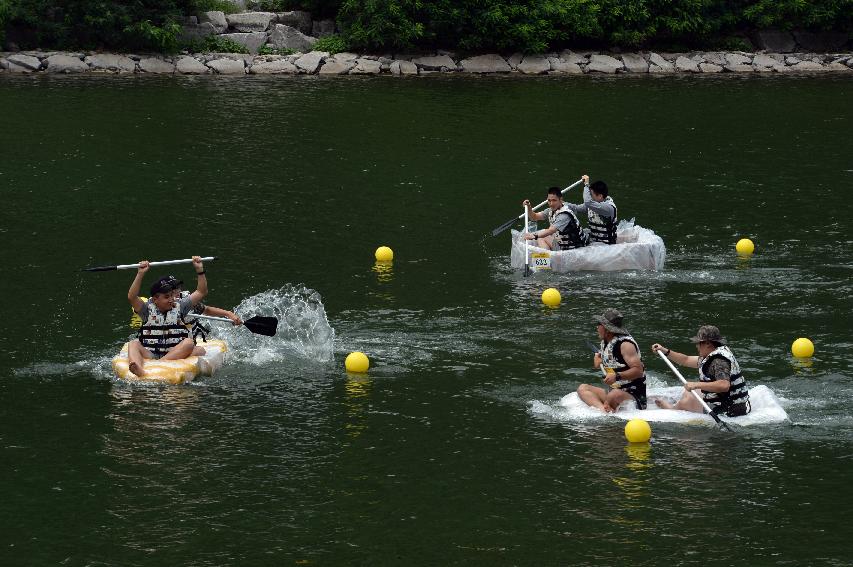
[548,58,582,74]
[389,60,418,75]
[295,51,329,73]
[459,54,510,73]
[517,55,550,74]
[724,53,753,72]
[180,22,217,42]
[207,58,246,74]
[45,54,89,73]
[267,24,316,53]
[752,53,777,71]
[138,57,175,73]
[250,58,299,74]
[85,54,136,73]
[7,53,42,72]
[350,58,382,74]
[586,53,623,73]
[312,19,336,38]
[648,52,674,72]
[620,53,648,73]
[506,53,523,70]
[675,55,699,72]
[789,60,825,71]
[699,63,723,73]
[411,55,456,71]
[226,12,276,32]
[198,11,228,33]
[701,52,727,66]
[752,30,796,53]
[559,50,589,65]
[318,58,356,75]
[176,56,209,74]
[277,11,312,35]
[219,32,267,54]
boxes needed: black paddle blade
[243,316,278,336]
[585,340,601,354]
[491,216,520,237]
[82,265,117,272]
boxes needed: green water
[1,74,852,565]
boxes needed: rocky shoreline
[3,49,853,76]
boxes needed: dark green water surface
[1,74,852,565]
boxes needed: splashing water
[212,285,335,365]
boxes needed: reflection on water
[372,261,394,283]
[344,373,372,439]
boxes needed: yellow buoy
[791,337,814,359]
[375,246,394,262]
[541,288,561,308]
[345,351,370,373]
[736,238,755,256]
[624,418,652,443]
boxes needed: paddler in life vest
[565,174,618,245]
[577,308,647,412]
[126,256,207,378]
[163,276,242,355]
[521,187,589,251]
[652,325,751,417]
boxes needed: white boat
[530,385,789,427]
[511,219,666,272]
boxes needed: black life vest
[698,346,750,414]
[137,299,190,357]
[588,197,617,244]
[548,205,588,250]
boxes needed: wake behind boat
[511,219,666,273]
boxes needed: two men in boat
[652,326,751,417]
[577,308,647,412]
[521,174,618,249]
[576,313,751,417]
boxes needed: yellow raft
[111,339,228,385]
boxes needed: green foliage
[312,33,349,53]
[743,0,853,31]
[259,44,295,55]
[338,0,424,50]
[182,34,250,52]
[193,0,243,14]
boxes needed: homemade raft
[510,220,666,272]
[111,339,228,384]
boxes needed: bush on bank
[1,0,851,53]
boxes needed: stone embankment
[2,49,852,76]
[2,9,851,77]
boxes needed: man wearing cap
[125,256,208,377]
[577,308,647,412]
[521,187,589,251]
[652,325,751,417]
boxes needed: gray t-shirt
[139,295,193,322]
[565,185,616,219]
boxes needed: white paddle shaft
[516,178,584,220]
[186,314,231,323]
[116,257,216,270]
[656,349,715,414]
[523,204,530,270]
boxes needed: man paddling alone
[565,174,618,245]
[652,325,751,417]
[126,256,207,377]
[521,187,589,251]
[577,308,647,412]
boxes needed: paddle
[491,178,584,237]
[82,256,218,272]
[188,314,278,337]
[585,340,621,389]
[523,204,531,277]
[656,349,732,431]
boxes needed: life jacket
[137,299,190,357]
[548,205,588,250]
[588,197,618,244]
[600,334,647,409]
[178,290,210,341]
[698,346,750,414]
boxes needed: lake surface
[1,73,852,565]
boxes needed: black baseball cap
[150,275,182,296]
